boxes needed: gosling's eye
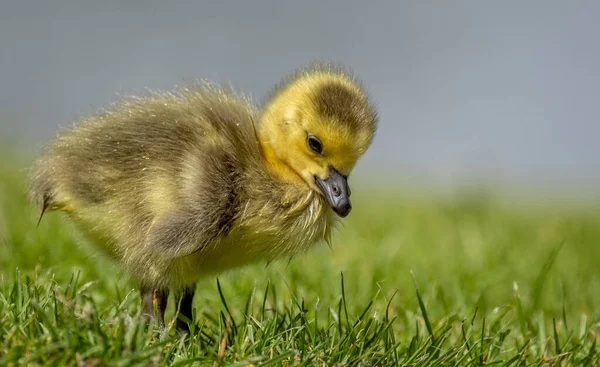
[307,134,323,154]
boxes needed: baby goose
[29,64,378,331]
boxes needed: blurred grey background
[1,1,599,196]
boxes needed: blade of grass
[410,271,434,343]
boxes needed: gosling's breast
[170,197,334,286]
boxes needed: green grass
[1,159,600,366]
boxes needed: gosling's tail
[28,161,57,227]
[36,194,50,227]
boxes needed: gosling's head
[259,65,378,217]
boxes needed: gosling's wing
[142,144,241,259]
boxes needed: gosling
[29,64,378,332]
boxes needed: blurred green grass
[1,156,599,365]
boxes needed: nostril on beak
[332,185,340,197]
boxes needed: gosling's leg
[141,286,170,332]
[175,286,195,333]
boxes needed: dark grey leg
[141,285,169,332]
[176,286,195,333]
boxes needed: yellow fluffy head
[258,65,377,216]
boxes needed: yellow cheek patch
[302,120,361,175]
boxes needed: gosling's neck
[253,116,331,225]
[257,118,307,188]
[259,144,301,183]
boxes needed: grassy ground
[1,158,599,366]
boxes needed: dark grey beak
[314,167,352,217]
